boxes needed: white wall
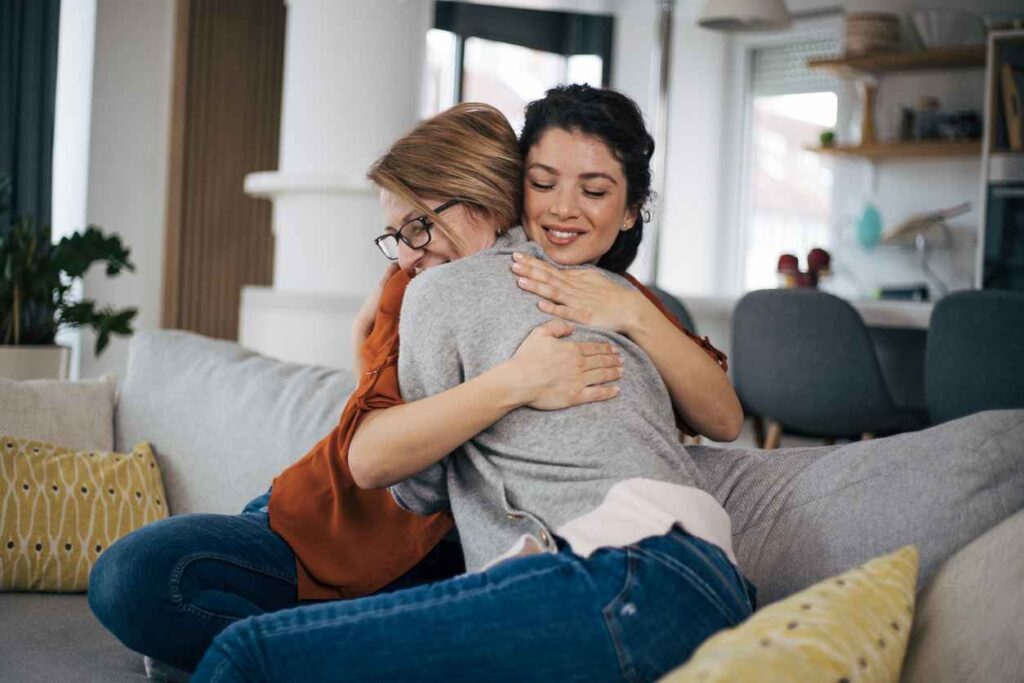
[657,0,730,295]
[78,0,175,379]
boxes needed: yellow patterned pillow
[661,546,919,683]
[0,435,168,592]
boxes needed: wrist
[488,359,535,410]
[623,292,658,338]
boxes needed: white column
[241,0,430,369]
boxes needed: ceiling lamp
[698,0,792,31]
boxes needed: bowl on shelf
[911,9,986,48]
[844,12,901,55]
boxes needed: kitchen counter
[678,295,934,330]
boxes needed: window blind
[751,37,840,97]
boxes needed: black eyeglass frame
[373,198,463,261]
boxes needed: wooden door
[163,0,285,339]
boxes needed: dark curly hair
[520,84,655,274]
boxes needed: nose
[397,240,424,271]
[548,185,579,220]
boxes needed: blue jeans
[192,526,756,683]
[88,492,465,672]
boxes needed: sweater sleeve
[388,272,464,516]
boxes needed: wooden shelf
[807,140,982,160]
[808,47,987,79]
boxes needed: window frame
[433,0,615,101]
[719,14,847,295]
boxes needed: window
[739,36,840,291]
[423,1,612,131]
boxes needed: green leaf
[0,173,137,351]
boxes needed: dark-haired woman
[192,85,752,683]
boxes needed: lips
[542,226,586,247]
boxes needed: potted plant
[0,175,137,380]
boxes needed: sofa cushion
[901,507,1024,683]
[661,546,919,683]
[115,331,356,515]
[1,437,168,592]
[689,409,1024,605]
[0,593,144,682]
[0,375,116,452]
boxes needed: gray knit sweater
[391,227,705,571]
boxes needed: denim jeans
[192,526,757,683]
[88,492,465,672]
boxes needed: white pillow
[0,375,116,452]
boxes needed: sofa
[2,330,1022,682]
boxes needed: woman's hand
[511,252,651,335]
[508,319,623,410]
[352,264,400,370]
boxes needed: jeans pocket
[601,546,745,683]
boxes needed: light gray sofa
[2,330,1022,682]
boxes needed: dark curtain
[0,0,61,232]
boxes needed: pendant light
[698,0,792,31]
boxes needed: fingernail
[518,277,528,285]
[617,356,624,366]
[511,263,523,272]
[512,252,523,261]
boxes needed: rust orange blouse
[268,267,726,601]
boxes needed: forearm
[351,324,370,376]
[349,362,529,488]
[627,304,744,442]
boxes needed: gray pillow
[689,409,1024,605]
[115,331,356,515]
[0,375,116,452]
[901,507,1024,683]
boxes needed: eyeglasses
[373,199,462,261]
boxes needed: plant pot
[0,345,71,380]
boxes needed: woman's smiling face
[522,128,637,266]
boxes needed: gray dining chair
[646,285,697,334]
[732,289,927,448]
[925,289,1024,424]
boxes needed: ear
[622,205,640,231]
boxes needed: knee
[192,620,260,683]
[88,532,134,627]
[87,523,168,636]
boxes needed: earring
[620,222,630,232]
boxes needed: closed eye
[529,180,554,191]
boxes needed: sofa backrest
[115,331,355,515]
[115,330,1024,608]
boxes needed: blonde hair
[367,102,521,254]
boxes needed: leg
[378,536,465,593]
[88,497,298,672]
[193,529,752,683]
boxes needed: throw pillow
[0,435,168,592]
[0,375,117,452]
[660,545,919,683]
